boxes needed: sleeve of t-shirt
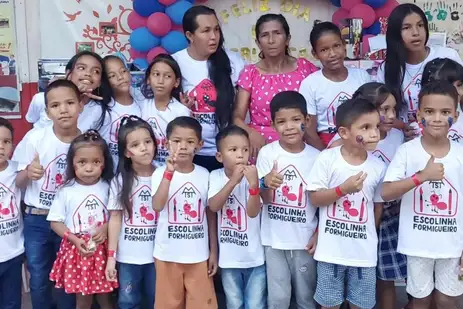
[151,167,164,196]
[306,151,330,191]
[256,148,273,179]
[299,76,316,115]
[47,188,67,222]
[107,179,122,211]
[236,64,255,92]
[373,165,386,203]
[208,170,223,200]
[383,144,407,182]
[14,133,36,171]
[376,62,385,83]
[25,93,44,124]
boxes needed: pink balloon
[147,47,168,63]
[349,4,376,28]
[375,0,399,18]
[362,34,374,56]
[341,0,362,11]
[159,0,177,5]
[129,48,147,61]
[332,8,350,26]
[128,11,147,30]
[172,24,184,33]
[195,0,208,3]
[147,12,172,37]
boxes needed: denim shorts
[314,261,376,309]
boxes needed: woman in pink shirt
[233,13,318,159]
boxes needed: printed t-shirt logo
[271,165,307,208]
[221,194,247,232]
[125,185,158,227]
[326,92,350,132]
[0,184,18,222]
[167,182,204,224]
[413,179,458,217]
[72,194,108,233]
[42,155,67,192]
[328,191,369,224]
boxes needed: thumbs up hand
[419,154,444,182]
[27,153,44,181]
[264,161,283,190]
[340,172,368,195]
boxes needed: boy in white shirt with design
[151,116,218,309]
[208,125,265,309]
[382,81,463,309]
[307,98,386,309]
[257,91,319,309]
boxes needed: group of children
[2,2,463,309]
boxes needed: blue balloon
[330,0,341,7]
[365,21,381,35]
[133,0,165,17]
[166,0,193,25]
[364,0,387,9]
[133,58,149,70]
[129,27,160,52]
[185,0,194,2]
[161,31,188,54]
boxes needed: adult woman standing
[172,5,246,172]
[233,14,318,159]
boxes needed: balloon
[375,0,399,18]
[129,27,161,52]
[133,0,165,17]
[349,4,376,28]
[362,34,374,55]
[165,0,193,25]
[364,0,387,9]
[129,48,147,60]
[133,58,149,70]
[365,21,381,35]
[147,12,172,37]
[341,0,362,11]
[172,24,184,33]
[330,0,341,7]
[159,0,177,5]
[147,46,168,62]
[332,8,349,26]
[161,31,188,54]
[127,11,147,30]
[194,0,208,2]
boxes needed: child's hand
[105,258,117,282]
[305,231,318,255]
[179,91,196,109]
[73,238,94,257]
[92,223,108,245]
[231,165,245,185]
[340,172,367,195]
[27,153,44,181]
[165,144,178,173]
[264,161,283,190]
[208,251,218,277]
[243,165,259,188]
[78,84,104,101]
[419,154,444,182]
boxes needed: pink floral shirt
[237,58,318,143]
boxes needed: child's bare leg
[96,292,113,309]
[412,295,432,309]
[377,279,396,309]
[76,294,93,309]
[434,290,457,309]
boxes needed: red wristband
[163,170,174,181]
[63,230,70,241]
[335,186,344,197]
[411,174,421,186]
[249,187,260,196]
[108,250,116,258]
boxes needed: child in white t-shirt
[308,97,386,309]
[257,91,319,309]
[300,21,371,150]
[208,125,265,309]
[382,81,463,309]
[151,116,217,309]
[47,130,117,308]
[0,118,24,309]
[105,116,157,309]
[140,54,191,167]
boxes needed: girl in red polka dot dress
[47,130,118,309]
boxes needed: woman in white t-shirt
[172,5,246,172]
[377,3,462,134]
[105,116,157,309]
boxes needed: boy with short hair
[152,116,218,309]
[307,97,386,309]
[382,80,463,309]
[208,125,265,309]
[257,91,319,309]
[14,79,83,309]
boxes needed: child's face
[46,87,83,130]
[167,127,203,164]
[378,94,397,133]
[148,62,180,98]
[401,13,426,54]
[68,55,102,93]
[125,128,156,166]
[0,126,13,164]
[272,108,307,146]
[312,32,345,71]
[417,94,458,138]
[106,58,131,94]
[73,145,104,185]
[216,134,250,169]
[452,80,463,109]
[339,112,380,151]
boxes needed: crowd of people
[1,2,463,309]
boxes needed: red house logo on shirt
[326,92,350,127]
[271,164,306,209]
[0,184,19,222]
[167,182,204,225]
[110,114,130,143]
[413,179,458,217]
[42,155,67,193]
[146,116,167,150]
[125,185,158,227]
[189,79,217,113]
[221,194,247,232]
[72,194,108,233]
[403,74,422,116]
[328,191,369,224]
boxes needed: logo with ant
[403,74,422,115]
[0,184,18,222]
[326,92,351,128]
[125,185,157,227]
[189,79,217,113]
[271,165,307,209]
[167,182,204,225]
[328,191,369,224]
[41,155,67,193]
[146,116,167,151]
[109,114,130,143]
[413,179,458,217]
[221,194,247,232]
[72,194,108,233]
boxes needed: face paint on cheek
[448,117,454,127]
[379,115,385,123]
[356,135,364,144]
[421,118,426,128]
[300,123,305,132]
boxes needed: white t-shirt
[0,161,24,262]
[108,175,155,265]
[448,116,463,143]
[172,48,246,156]
[78,100,105,132]
[151,165,210,263]
[14,125,70,209]
[377,46,463,122]
[208,168,264,269]
[384,138,463,258]
[299,68,371,133]
[26,93,51,128]
[47,180,110,234]
[307,146,386,267]
[256,141,319,250]
[141,98,191,166]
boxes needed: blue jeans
[23,213,75,309]
[0,254,23,309]
[221,264,267,309]
[118,262,156,309]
